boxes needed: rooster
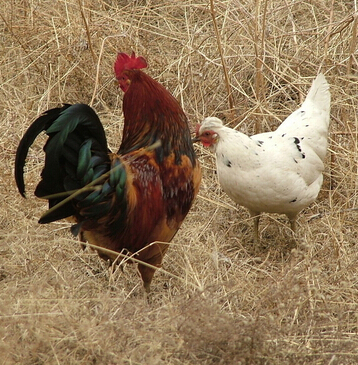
[195,74,330,242]
[15,52,201,292]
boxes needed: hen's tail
[277,74,331,134]
[302,73,331,116]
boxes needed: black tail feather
[15,105,72,197]
[15,103,113,224]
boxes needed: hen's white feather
[198,74,330,239]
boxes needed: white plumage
[196,74,331,242]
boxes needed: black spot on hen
[293,137,306,159]
[224,158,232,167]
[293,137,301,151]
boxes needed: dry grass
[1,0,358,364]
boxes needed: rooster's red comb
[114,51,147,78]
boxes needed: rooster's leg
[138,263,156,293]
[137,244,169,293]
[79,231,86,251]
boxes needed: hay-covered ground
[1,0,358,364]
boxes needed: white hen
[196,74,331,242]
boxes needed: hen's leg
[289,218,297,233]
[287,215,298,246]
[249,211,260,243]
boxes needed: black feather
[14,103,119,225]
[35,104,109,198]
[77,140,93,180]
[15,104,71,197]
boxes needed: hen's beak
[192,123,201,143]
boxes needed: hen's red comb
[114,51,147,78]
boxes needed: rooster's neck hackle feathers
[119,70,197,166]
